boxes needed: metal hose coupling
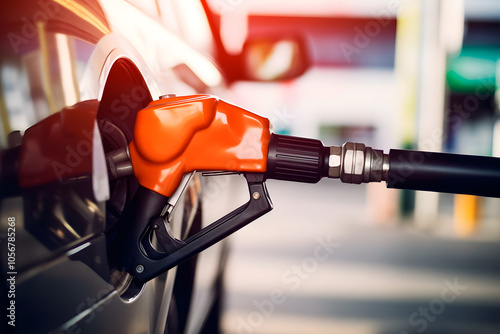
[328,142,389,184]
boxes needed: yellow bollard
[453,194,480,237]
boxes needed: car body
[0,1,234,333]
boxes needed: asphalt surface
[220,179,500,334]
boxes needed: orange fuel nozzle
[129,95,271,197]
[129,94,391,200]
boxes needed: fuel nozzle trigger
[109,173,272,284]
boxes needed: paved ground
[220,179,500,334]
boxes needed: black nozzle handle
[387,149,500,198]
[107,186,170,275]
[265,134,329,183]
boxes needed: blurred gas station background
[203,0,500,333]
[1,0,500,333]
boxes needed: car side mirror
[240,36,309,81]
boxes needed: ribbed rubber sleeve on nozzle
[265,134,329,183]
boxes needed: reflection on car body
[0,1,229,333]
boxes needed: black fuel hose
[387,149,500,198]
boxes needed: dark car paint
[0,1,224,333]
